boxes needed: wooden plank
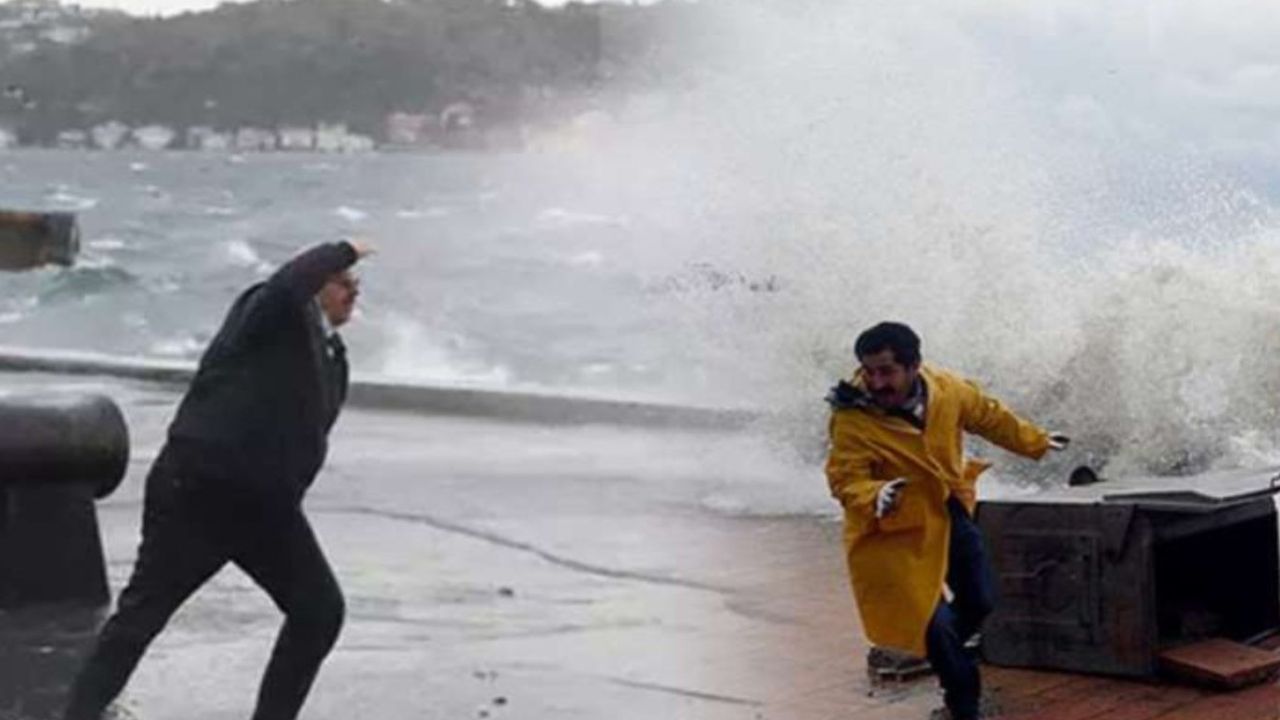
[1255,632,1280,652]
[1086,685,1203,720]
[994,677,1145,720]
[1158,638,1280,690]
[986,667,1088,702]
[1154,682,1280,720]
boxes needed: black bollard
[0,393,128,719]
[0,393,129,608]
[0,210,80,270]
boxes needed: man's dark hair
[854,322,922,367]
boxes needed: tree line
[0,0,711,145]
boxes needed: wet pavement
[2,372,923,720]
[18,372,1265,720]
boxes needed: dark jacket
[166,241,357,506]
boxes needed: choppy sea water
[10,2,1280,495]
[0,148,739,402]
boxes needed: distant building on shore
[187,125,229,151]
[339,133,375,152]
[39,22,87,44]
[132,124,175,150]
[27,106,515,153]
[56,129,87,149]
[314,123,347,153]
[0,0,94,60]
[385,112,435,147]
[313,122,374,153]
[440,101,476,133]
[277,125,314,151]
[91,120,129,150]
[233,127,274,151]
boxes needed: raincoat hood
[825,378,875,411]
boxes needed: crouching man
[824,322,1067,720]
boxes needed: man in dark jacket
[63,240,372,720]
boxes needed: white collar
[314,299,337,339]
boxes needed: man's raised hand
[346,237,376,260]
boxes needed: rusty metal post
[0,210,80,270]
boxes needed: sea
[7,1,1280,500]
[0,149,722,399]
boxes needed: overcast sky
[956,1,1280,161]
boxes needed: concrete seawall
[0,346,757,430]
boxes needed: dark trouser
[62,449,345,720]
[925,497,996,720]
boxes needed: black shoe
[866,647,932,681]
[928,695,999,720]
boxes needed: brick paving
[731,518,1280,720]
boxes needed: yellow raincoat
[824,364,1050,657]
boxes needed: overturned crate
[978,466,1280,682]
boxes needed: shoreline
[0,345,759,430]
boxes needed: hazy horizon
[68,0,634,20]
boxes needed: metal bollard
[0,210,80,270]
[0,393,129,608]
[0,393,128,718]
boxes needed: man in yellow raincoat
[825,322,1067,720]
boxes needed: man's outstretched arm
[266,241,360,304]
[959,378,1051,459]
[240,240,371,337]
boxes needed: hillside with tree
[0,0,714,147]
